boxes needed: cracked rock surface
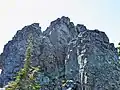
[0,16,120,90]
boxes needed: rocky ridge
[0,16,120,90]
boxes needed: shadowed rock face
[65,30,120,90]
[0,16,120,90]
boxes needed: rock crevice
[0,16,120,90]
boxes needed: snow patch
[0,69,2,74]
[67,54,70,59]
[70,50,72,52]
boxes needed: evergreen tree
[6,35,40,90]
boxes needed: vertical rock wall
[0,16,120,90]
[65,29,120,90]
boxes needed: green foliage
[6,35,40,90]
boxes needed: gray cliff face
[65,30,120,90]
[0,16,120,90]
[0,23,42,85]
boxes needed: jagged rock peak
[76,24,87,33]
[21,23,41,32]
[48,16,88,36]
[13,23,42,41]
[50,16,70,26]
[0,16,120,90]
[93,29,109,43]
[31,23,40,27]
[43,16,78,45]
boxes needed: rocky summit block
[0,16,120,90]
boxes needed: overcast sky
[0,0,120,53]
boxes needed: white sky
[0,0,120,53]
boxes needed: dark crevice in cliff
[0,16,120,90]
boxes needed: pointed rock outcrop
[0,16,120,90]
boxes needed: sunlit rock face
[0,16,120,90]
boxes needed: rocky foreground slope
[0,16,120,90]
